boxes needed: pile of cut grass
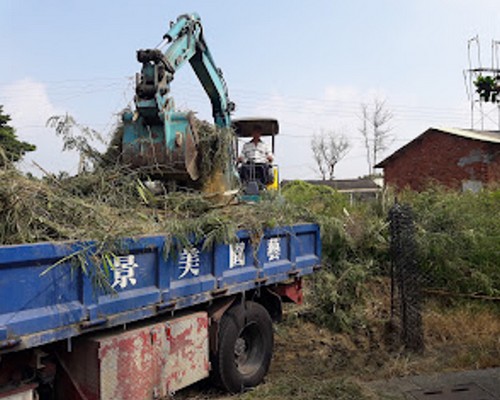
[0,167,154,245]
[0,164,313,253]
[0,111,318,291]
[0,164,314,291]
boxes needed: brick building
[375,127,500,191]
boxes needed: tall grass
[402,187,500,296]
[282,181,500,331]
[282,181,389,331]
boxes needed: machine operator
[237,124,274,184]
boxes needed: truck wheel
[212,301,273,392]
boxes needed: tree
[359,99,393,176]
[311,131,351,180]
[0,105,36,166]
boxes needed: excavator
[121,13,279,199]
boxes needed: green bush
[402,187,500,296]
[282,181,500,331]
[283,181,389,331]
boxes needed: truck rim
[234,321,263,376]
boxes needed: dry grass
[263,284,498,388]
[422,301,500,370]
[424,302,500,346]
[0,165,315,293]
[259,279,500,384]
[0,166,314,246]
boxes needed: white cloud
[1,78,80,175]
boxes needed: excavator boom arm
[122,13,237,191]
[135,13,234,127]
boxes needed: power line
[0,76,470,117]
[173,80,469,115]
[0,77,130,86]
[0,76,471,134]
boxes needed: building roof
[282,179,381,192]
[375,127,500,168]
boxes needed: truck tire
[212,301,274,392]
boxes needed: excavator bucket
[122,110,200,184]
[122,110,237,202]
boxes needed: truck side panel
[0,224,321,353]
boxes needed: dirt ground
[175,281,500,400]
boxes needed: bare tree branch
[358,98,394,176]
[46,114,104,173]
[359,103,372,175]
[372,99,393,167]
[311,131,351,180]
[311,134,327,180]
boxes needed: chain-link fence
[387,199,500,364]
[388,203,424,352]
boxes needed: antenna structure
[464,36,500,130]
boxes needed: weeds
[282,181,500,335]
[402,187,500,296]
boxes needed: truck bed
[0,223,320,353]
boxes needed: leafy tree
[0,105,36,166]
[311,130,350,180]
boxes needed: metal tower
[464,36,500,130]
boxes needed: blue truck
[0,224,321,399]
[0,13,322,399]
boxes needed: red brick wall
[489,147,500,184]
[382,130,500,191]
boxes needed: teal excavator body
[122,13,236,189]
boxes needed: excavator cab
[233,118,279,201]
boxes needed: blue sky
[1,1,500,178]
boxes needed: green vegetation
[0,105,36,166]
[282,181,389,331]
[282,181,500,333]
[231,181,500,400]
[0,167,313,246]
[402,187,500,296]
[0,165,313,291]
[474,74,500,102]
